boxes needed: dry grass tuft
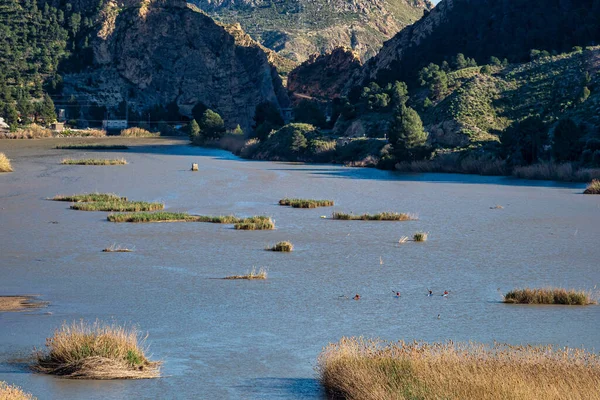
[61,158,128,165]
[584,179,600,194]
[0,381,36,399]
[503,288,596,305]
[34,320,160,379]
[279,198,334,208]
[120,127,158,137]
[1,124,53,139]
[267,241,293,252]
[102,244,134,253]
[51,193,127,202]
[70,201,163,212]
[234,217,275,230]
[318,337,600,400]
[413,232,428,242]
[0,152,13,172]
[332,212,417,221]
[224,267,268,280]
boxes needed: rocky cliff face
[287,48,362,101]
[62,0,289,132]
[191,0,432,62]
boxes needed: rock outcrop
[62,0,290,132]
[288,48,362,101]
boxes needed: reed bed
[318,337,600,400]
[0,381,36,400]
[413,232,428,242]
[119,128,158,137]
[55,144,129,149]
[61,158,128,165]
[267,241,293,252]
[51,193,127,202]
[107,212,273,229]
[224,267,268,280]
[584,179,600,194]
[33,320,160,379]
[0,152,13,172]
[279,198,334,208]
[503,288,596,305]
[332,212,417,221]
[234,217,275,230]
[71,201,164,212]
[102,244,134,253]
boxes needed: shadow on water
[238,378,326,399]
[82,141,585,189]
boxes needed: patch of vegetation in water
[61,158,128,165]
[331,212,417,221]
[279,198,334,208]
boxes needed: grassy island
[332,212,417,221]
[279,198,334,208]
[503,288,596,305]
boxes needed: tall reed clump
[70,201,164,212]
[267,241,293,252]
[61,158,127,165]
[0,381,36,400]
[318,337,600,400]
[234,216,275,230]
[503,288,596,305]
[584,179,600,194]
[279,198,334,208]
[33,321,160,379]
[119,128,159,137]
[224,267,268,280]
[332,212,417,221]
[0,152,13,172]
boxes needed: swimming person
[353,294,361,300]
[442,290,449,297]
[428,290,433,296]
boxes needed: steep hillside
[355,0,600,88]
[422,47,600,148]
[191,0,431,62]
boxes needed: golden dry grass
[318,337,600,400]
[0,296,47,312]
[0,152,13,172]
[503,288,596,305]
[0,381,36,400]
[1,124,53,139]
[51,193,127,202]
[224,267,268,280]
[584,179,600,194]
[34,321,160,379]
[119,127,158,137]
[61,158,127,165]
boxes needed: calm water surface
[1,138,599,399]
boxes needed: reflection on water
[0,139,598,399]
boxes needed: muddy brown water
[1,138,599,399]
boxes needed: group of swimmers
[351,290,450,300]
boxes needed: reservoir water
[1,138,599,399]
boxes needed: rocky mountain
[190,0,432,62]
[287,48,362,102]
[60,0,290,132]
[354,0,600,88]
